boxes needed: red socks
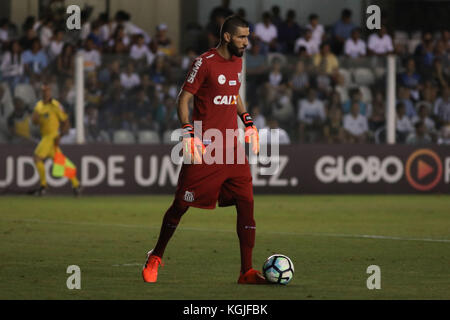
[236,199,255,274]
[153,201,189,258]
[152,198,255,275]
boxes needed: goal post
[75,52,85,144]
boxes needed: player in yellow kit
[31,83,81,196]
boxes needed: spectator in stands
[19,27,37,51]
[254,12,278,54]
[87,21,103,48]
[100,89,125,135]
[1,40,25,90]
[323,104,344,143]
[332,9,355,55]
[246,41,267,106]
[84,103,101,142]
[80,38,101,73]
[39,17,54,49]
[155,24,174,56]
[48,29,64,61]
[397,86,417,118]
[278,9,301,54]
[306,14,325,48]
[130,34,154,66]
[206,10,227,49]
[180,47,198,71]
[7,97,33,143]
[259,118,291,145]
[22,38,49,77]
[270,5,283,29]
[343,101,369,143]
[289,60,310,103]
[86,75,103,108]
[98,59,120,85]
[414,31,435,69]
[251,106,266,130]
[209,0,233,24]
[134,89,158,131]
[60,78,76,110]
[342,88,368,116]
[416,80,438,113]
[430,58,448,90]
[108,24,130,50]
[368,90,385,132]
[437,124,450,145]
[344,28,366,59]
[97,13,112,44]
[154,96,178,133]
[56,43,75,81]
[406,121,432,145]
[271,87,294,124]
[325,91,342,111]
[149,56,167,86]
[433,86,450,127]
[399,57,421,98]
[297,87,326,142]
[294,29,319,56]
[236,8,254,36]
[264,58,286,108]
[0,18,10,46]
[120,62,141,91]
[368,25,394,56]
[246,40,267,76]
[412,104,436,137]
[396,102,414,143]
[313,42,339,76]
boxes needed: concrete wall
[10,0,38,27]
[197,0,363,27]
[9,0,180,53]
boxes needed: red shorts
[175,159,253,209]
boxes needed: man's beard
[227,41,244,57]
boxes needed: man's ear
[223,32,231,43]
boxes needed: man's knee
[171,199,189,216]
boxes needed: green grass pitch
[0,195,449,300]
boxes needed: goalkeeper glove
[239,112,259,155]
[182,123,205,163]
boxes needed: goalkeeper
[142,15,268,284]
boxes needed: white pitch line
[2,218,450,244]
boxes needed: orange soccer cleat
[237,268,271,285]
[142,250,164,283]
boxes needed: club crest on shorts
[183,190,195,202]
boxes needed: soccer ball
[262,254,294,285]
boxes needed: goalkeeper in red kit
[142,15,268,284]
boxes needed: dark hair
[342,9,352,18]
[287,9,296,20]
[220,15,249,41]
[308,13,318,21]
[396,102,405,112]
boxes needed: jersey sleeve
[54,100,68,122]
[182,57,208,95]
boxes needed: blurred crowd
[0,1,449,145]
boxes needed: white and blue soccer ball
[262,254,294,285]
